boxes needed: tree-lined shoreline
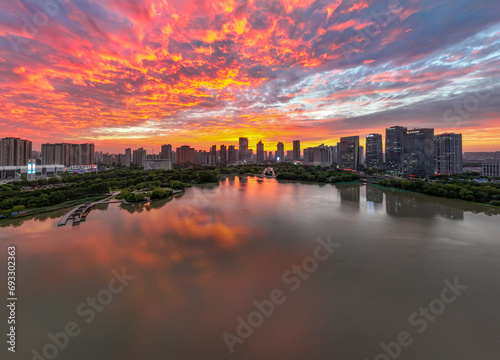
[1,164,499,220]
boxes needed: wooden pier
[58,202,95,227]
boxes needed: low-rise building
[143,159,172,171]
[0,164,65,179]
[482,159,500,177]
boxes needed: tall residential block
[176,145,196,165]
[385,126,407,174]
[0,137,32,166]
[366,134,383,169]
[42,143,94,166]
[303,147,314,165]
[239,137,249,162]
[220,145,227,165]
[276,142,285,162]
[435,133,463,174]
[228,145,236,164]
[132,148,147,167]
[161,144,173,160]
[293,140,301,161]
[339,136,360,171]
[256,141,265,163]
[403,128,435,177]
[125,148,131,167]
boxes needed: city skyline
[0,127,475,155]
[1,1,499,152]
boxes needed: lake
[1,177,499,360]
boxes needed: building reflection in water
[366,185,384,212]
[384,190,464,220]
[338,183,361,212]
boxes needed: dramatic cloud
[0,0,499,151]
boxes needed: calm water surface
[1,177,499,360]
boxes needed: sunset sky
[1,0,499,153]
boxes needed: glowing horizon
[1,0,499,153]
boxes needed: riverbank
[377,179,500,208]
[0,195,109,221]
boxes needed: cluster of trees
[217,166,265,175]
[0,167,220,217]
[116,190,147,203]
[0,180,110,217]
[117,187,174,203]
[116,179,184,203]
[274,164,361,183]
[378,179,500,206]
[150,188,174,200]
[168,180,185,190]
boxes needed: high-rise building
[0,137,32,166]
[247,149,254,162]
[132,147,147,167]
[435,133,463,174]
[386,126,407,174]
[239,137,248,162]
[52,143,70,166]
[331,144,339,166]
[125,148,131,167]
[336,143,341,165]
[80,143,94,165]
[256,141,265,163]
[196,150,215,165]
[302,144,331,167]
[303,147,315,165]
[220,145,227,165]
[293,140,301,161]
[314,147,330,167]
[42,144,55,166]
[176,145,196,165]
[161,144,172,160]
[42,143,94,166]
[228,145,236,164]
[366,134,383,169]
[276,142,285,162]
[210,145,218,164]
[339,136,360,171]
[403,128,435,177]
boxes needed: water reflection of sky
[0,178,499,360]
